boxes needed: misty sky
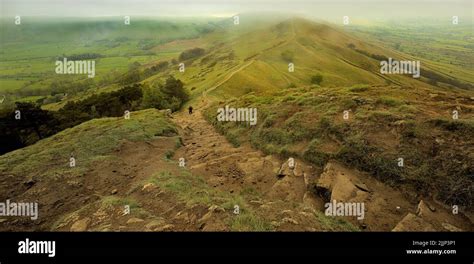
[1,0,472,22]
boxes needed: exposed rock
[293,163,304,177]
[276,158,304,178]
[142,183,156,192]
[155,224,175,231]
[392,213,436,231]
[174,211,188,221]
[427,202,436,212]
[198,211,213,223]
[126,218,144,224]
[315,162,337,201]
[97,224,112,231]
[315,162,363,203]
[416,200,430,217]
[70,218,90,231]
[354,182,370,193]
[441,222,463,232]
[145,219,166,231]
[249,200,263,205]
[302,192,318,209]
[268,175,304,201]
[281,210,293,216]
[282,217,299,225]
[111,189,118,195]
[208,205,225,213]
[303,172,310,187]
[277,161,292,177]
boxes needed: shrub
[281,50,294,62]
[142,76,189,112]
[179,48,205,61]
[310,74,323,85]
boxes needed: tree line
[0,76,188,155]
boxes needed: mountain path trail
[170,95,334,230]
[167,79,473,231]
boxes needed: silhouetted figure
[188,106,193,115]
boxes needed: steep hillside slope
[1,17,472,232]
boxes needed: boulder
[145,219,166,231]
[277,158,304,177]
[70,217,90,232]
[392,213,436,231]
[416,200,430,217]
[277,161,292,177]
[315,162,362,203]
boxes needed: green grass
[0,109,178,178]
[205,81,474,208]
[230,212,273,231]
[102,196,140,209]
[145,169,274,231]
[314,211,359,231]
[0,17,218,109]
[349,84,370,92]
[348,21,474,84]
[375,96,404,107]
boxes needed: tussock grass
[313,211,359,231]
[146,169,273,231]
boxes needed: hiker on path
[188,106,193,115]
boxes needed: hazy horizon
[1,0,472,23]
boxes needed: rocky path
[169,94,473,231]
[49,94,472,232]
[172,98,329,230]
